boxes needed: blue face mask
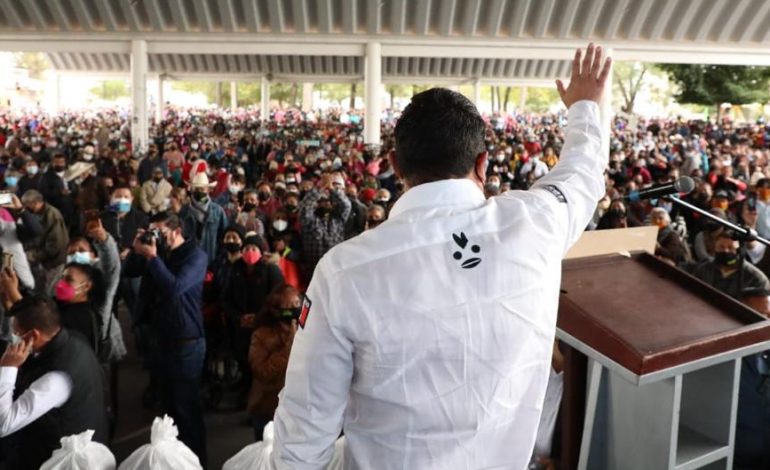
[26,166,38,176]
[5,176,18,187]
[66,251,92,265]
[111,198,131,213]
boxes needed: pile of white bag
[222,421,345,470]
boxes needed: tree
[614,62,647,114]
[385,84,411,108]
[659,64,770,121]
[13,53,49,80]
[90,80,129,101]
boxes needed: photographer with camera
[124,211,208,466]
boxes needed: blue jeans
[158,338,207,467]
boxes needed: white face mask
[273,219,289,232]
[83,153,94,161]
[191,143,199,150]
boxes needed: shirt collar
[389,179,485,219]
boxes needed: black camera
[139,229,160,245]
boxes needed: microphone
[626,176,695,202]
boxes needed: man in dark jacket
[0,295,108,470]
[20,190,70,293]
[38,153,76,227]
[125,211,208,465]
[136,146,169,185]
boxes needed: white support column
[130,39,148,153]
[364,42,382,145]
[472,79,481,106]
[155,75,164,123]
[519,86,528,110]
[600,49,614,158]
[302,82,314,111]
[230,81,237,111]
[260,76,270,121]
[54,73,62,114]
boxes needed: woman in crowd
[222,234,285,395]
[247,284,300,440]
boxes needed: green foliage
[13,53,49,80]
[89,80,129,101]
[524,88,560,112]
[659,64,770,109]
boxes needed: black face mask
[285,204,298,212]
[714,252,739,268]
[258,192,271,202]
[368,218,383,228]
[609,209,627,218]
[277,307,301,322]
[53,165,66,173]
[152,176,163,183]
[192,191,208,203]
[315,207,331,217]
[242,203,256,212]
[223,242,242,254]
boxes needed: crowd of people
[1,101,770,468]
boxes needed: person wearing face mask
[366,204,387,230]
[125,211,209,465]
[0,295,108,470]
[140,166,173,216]
[247,284,300,441]
[17,159,41,196]
[344,183,368,239]
[755,178,770,239]
[212,224,246,294]
[649,207,689,264]
[255,181,282,221]
[221,234,284,401]
[235,189,266,236]
[53,263,103,353]
[299,173,352,276]
[2,168,20,194]
[685,231,770,299]
[137,147,169,185]
[187,172,228,262]
[20,190,69,294]
[81,145,96,163]
[214,174,245,221]
[182,150,208,187]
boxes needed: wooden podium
[557,241,770,469]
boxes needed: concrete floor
[110,314,254,469]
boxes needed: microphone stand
[664,195,770,297]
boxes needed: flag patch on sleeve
[541,184,568,203]
[299,295,312,329]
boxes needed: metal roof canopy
[2,0,770,83]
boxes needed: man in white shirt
[0,295,108,470]
[272,44,611,469]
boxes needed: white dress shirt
[0,366,72,437]
[271,100,605,469]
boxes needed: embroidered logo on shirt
[299,295,312,329]
[452,232,482,269]
[541,184,567,203]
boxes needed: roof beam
[581,0,606,38]
[694,0,723,41]
[120,0,143,32]
[463,0,481,36]
[649,0,678,40]
[267,0,285,33]
[70,0,95,31]
[243,0,261,32]
[533,0,555,38]
[319,0,333,33]
[0,0,25,29]
[671,0,700,41]
[367,0,381,34]
[740,0,770,42]
[293,0,309,33]
[146,0,166,31]
[218,0,238,32]
[94,0,119,31]
[437,0,455,36]
[23,1,49,30]
[169,0,190,32]
[509,0,530,38]
[415,0,431,36]
[342,0,356,34]
[717,0,751,43]
[46,52,63,69]
[558,0,581,38]
[486,0,506,37]
[46,0,71,31]
[390,0,406,34]
[192,0,213,32]
[605,0,631,38]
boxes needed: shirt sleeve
[271,262,354,469]
[0,367,72,437]
[530,100,606,254]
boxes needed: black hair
[8,295,60,335]
[63,262,107,309]
[149,211,182,231]
[68,236,97,256]
[742,287,770,299]
[394,88,486,186]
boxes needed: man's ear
[388,150,402,179]
[474,151,489,184]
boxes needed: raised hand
[556,43,612,108]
